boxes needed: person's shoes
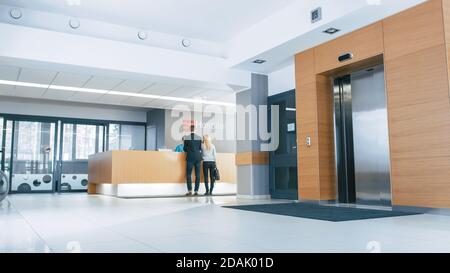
[209,191,213,196]
[185,192,193,196]
[204,191,210,196]
[194,192,199,196]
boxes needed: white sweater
[201,144,216,162]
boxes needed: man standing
[183,125,202,196]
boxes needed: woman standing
[201,135,216,196]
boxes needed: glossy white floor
[2,194,450,253]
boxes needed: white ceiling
[0,64,236,109]
[1,0,296,42]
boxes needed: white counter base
[96,183,237,198]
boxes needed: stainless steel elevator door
[351,65,391,206]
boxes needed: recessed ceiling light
[10,8,22,19]
[0,79,235,107]
[69,18,80,29]
[138,31,148,40]
[253,59,267,64]
[323,27,340,34]
[181,39,192,48]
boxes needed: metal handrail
[0,170,9,202]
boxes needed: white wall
[0,96,147,122]
[268,64,295,96]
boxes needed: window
[62,124,104,160]
[108,124,145,151]
[0,117,3,151]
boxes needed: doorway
[57,122,106,192]
[268,90,298,200]
[5,119,58,193]
[333,65,392,206]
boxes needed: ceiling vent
[311,7,322,23]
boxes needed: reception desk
[88,151,237,197]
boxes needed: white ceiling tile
[98,93,130,104]
[18,68,57,84]
[140,83,180,95]
[167,86,204,98]
[0,85,15,96]
[14,86,47,98]
[83,76,125,90]
[217,93,236,103]
[69,91,104,102]
[0,65,20,81]
[121,96,154,107]
[42,89,76,100]
[142,99,175,109]
[197,88,232,100]
[113,79,154,93]
[52,72,92,87]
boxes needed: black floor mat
[224,202,420,222]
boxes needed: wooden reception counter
[87,151,237,197]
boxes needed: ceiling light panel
[0,79,236,107]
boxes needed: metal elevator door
[333,65,392,206]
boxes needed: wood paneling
[385,44,450,208]
[296,49,321,200]
[443,0,450,99]
[316,75,336,200]
[88,151,237,187]
[235,152,269,166]
[383,0,445,61]
[314,22,384,74]
[295,49,316,85]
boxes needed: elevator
[333,65,392,206]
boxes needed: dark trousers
[203,161,216,193]
[186,160,201,192]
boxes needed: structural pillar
[235,74,270,199]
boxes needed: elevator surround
[295,0,450,209]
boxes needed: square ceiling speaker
[311,7,322,24]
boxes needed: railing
[0,171,9,202]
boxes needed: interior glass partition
[108,124,145,151]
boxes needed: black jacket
[183,133,202,162]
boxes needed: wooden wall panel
[385,44,450,208]
[296,50,321,200]
[442,0,450,100]
[314,22,384,74]
[316,75,336,200]
[383,0,445,61]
